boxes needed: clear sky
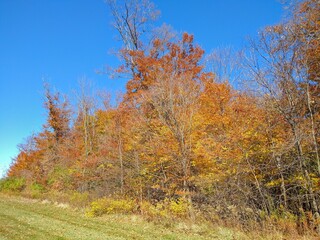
[0,0,284,177]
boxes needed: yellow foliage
[140,198,189,219]
[86,197,135,217]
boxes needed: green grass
[0,193,316,240]
[0,193,246,240]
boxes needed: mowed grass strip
[0,194,241,240]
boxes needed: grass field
[1,193,318,240]
[0,193,249,240]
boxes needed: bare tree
[106,0,160,79]
[205,46,243,85]
[107,0,159,51]
[75,80,97,158]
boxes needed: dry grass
[0,193,318,240]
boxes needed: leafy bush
[26,183,46,198]
[86,197,136,217]
[268,209,298,235]
[31,183,45,192]
[168,198,189,217]
[69,191,90,208]
[140,198,190,220]
[0,177,26,192]
[140,200,166,218]
[47,166,72,190]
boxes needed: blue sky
[0,0,284,177]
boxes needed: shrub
[86,197,135,217]
[168,198,189,218]
[30,182,45,191]
[27,182,46,198]
[140,198,190,220]
[268,210,298,235]
[47,166,72,190]
[140,200,167,219]
[0,177,26,192]
[69,191,90,208]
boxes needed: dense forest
[2,0,320,235]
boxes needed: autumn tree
[6,0,320,234]
[113,33,211,213]
[43,85,70,142]
[294,0,320,84]
[244,1,320,227]
[8,135,45,184]
[106,0,159,80]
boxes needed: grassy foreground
[0,193,317,240]
[0,193,246,240]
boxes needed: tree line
[5,0,320,233]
